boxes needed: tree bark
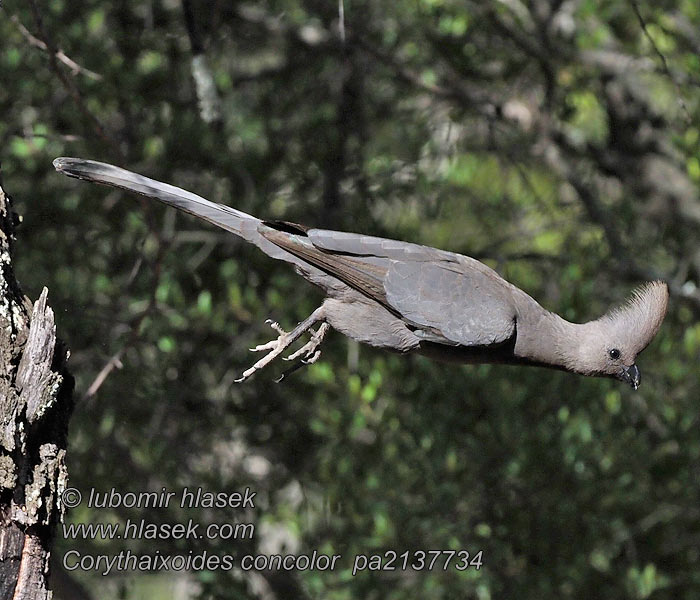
[0,171,74,599]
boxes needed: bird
[53,157,669,387]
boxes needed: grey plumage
[53,157,669,387]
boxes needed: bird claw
[302,349,322,365]
[282,323,329,362]
[265,319,286,335]
[274,348,322,383]
[249,340,278,352]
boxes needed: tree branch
[9,14,103,80]
[25,0,122,157]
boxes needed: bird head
[582,281,669,389]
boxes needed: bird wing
[383,259,516,346]
[265,226,517,347]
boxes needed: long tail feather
[53,157,259,240]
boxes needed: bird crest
[601,280,669,354]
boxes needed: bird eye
[608,348,621,360]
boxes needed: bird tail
[53,157,261,242]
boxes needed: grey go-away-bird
[54,157,669,387]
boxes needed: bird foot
[235,309,327,383]
[273,324,330,382]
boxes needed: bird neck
[515,307,600,375]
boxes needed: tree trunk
[0,172,74,599]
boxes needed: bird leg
[235,307,326,382]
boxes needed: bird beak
[620,364,641,390]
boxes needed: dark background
[2,0,700,598]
